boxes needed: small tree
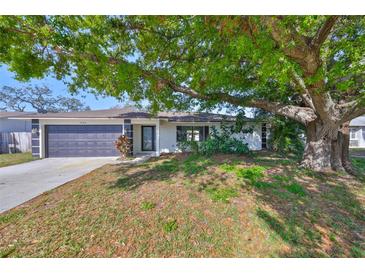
[114,135,131,159]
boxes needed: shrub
[177,124,251,156]
[268,116,305,156]
[114,135,131,159]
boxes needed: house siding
[350,126,365,148]
[36,118,264,158]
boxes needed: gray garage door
[46,125,123,157]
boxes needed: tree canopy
[0,85,90,113]
[0,16,364,171]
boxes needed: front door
[142,126,155,151]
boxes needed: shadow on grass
[110,153,219,191]
[110,152,365,257]
[254,166,365,257]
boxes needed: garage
[46,125,123,157]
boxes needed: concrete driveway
[0,157,117,213]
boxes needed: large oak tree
[0,85,90,113]
[0,16,364,172]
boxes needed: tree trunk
[331,135,345,171]
[338,122,356,174]
[301,120,355,174]
[300,120,332,171]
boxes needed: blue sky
[0,65,121,111]
[0,65,248,116]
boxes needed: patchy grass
[163,219,178,233]
[236,166,266,182]
[0,152,364,258]
[205,187,238,203]
[140,201,156,210]
[284,183,307,197]
[0,152,35,168]
[352,157,365,175]
[0,209,25,225]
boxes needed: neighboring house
[0,111,33,153]
[10,107,267,158]
[0,111,32,132]
[349,116,365,148]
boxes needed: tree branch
[291,70,315,109]
[339,99,365,123]
[161,78,316,125]
[260,16,312,72]
[310,16,339,52]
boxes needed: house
[0,111,33,153]
[10,107,267,158]
[0,111,32,132]
[350,116,365,148]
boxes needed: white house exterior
[10,107,266,158]
[350,116,365,148]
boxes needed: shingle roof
[7,107,246,122]
[350,116,365,126]
[0,111,35,118]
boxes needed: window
[177,126,209,142]
[350,128,357,140]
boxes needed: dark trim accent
[45,125,49,158]
[31,119,40,158]
[261,123,267,149]
[141,125,156,151]
[124,119,131,124]
[204,126,209,140]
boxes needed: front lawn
[0,152,364,257]
[0,152,35,168]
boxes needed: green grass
[284,183,307,197]
[114,176,130,188]
[220,163,237,173]
[251,181,277,189]
[236,166,266,182]
[0,209,25,225]
[183,154,212,175]
[155,159,180,173]
[140,201,156,210]
[352,157,365,174]
[0,152,35,168]
[0,152,364,258]
[205,187,239,203]
[163,219,178,233]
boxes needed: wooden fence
[0,132,32,154]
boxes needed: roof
[0,111,35,119]
[7,107,247,122]
[350,116,365,126]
